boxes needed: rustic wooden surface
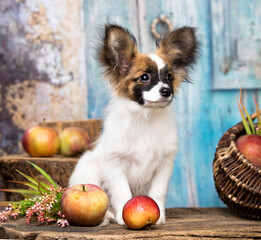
[0,155,78,202]
[0,208,260,239]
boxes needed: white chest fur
[98,96,178,194]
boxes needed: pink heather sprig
[25,186,68,226]
[57,218,69,228]
[0,186,68,227]
[0,206,19,222]
[0,162,69,227]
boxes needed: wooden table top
[0,208,260,239]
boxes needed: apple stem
[82,185,86,192]
[42,118,46,127]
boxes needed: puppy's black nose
[160,87,172,98]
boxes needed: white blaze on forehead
[149,53,165,70]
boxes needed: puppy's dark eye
[140,73,150,83]
[166,73,173,81]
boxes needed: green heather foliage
[0,162,69,227]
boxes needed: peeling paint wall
[0,0,87,155]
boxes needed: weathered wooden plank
[211,0,261,89]
[0,208,260,239]
[0,155,77,202]
[83,0,140,119]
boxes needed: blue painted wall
[83,0,261,207]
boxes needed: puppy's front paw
[115,212,125,225]
[149,197,166,225]
[99,210,115,227]
[156,205,166,225]
[156,214,166,225]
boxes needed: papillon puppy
[69,24,198,225]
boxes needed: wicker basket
[213,112,261,220]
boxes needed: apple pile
[122,196,160,230]
[22,121,90,157]
[61,184,109,226]
[60,188,161,228]
[236,91,261,167]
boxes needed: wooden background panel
[83,0,261,208]
[83,0,204,207]
[142,0,200,207]
[84,0,139,119]
[82,0,261,208]
[212,0,261,89]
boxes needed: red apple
[236,134,261,167]
[61,184,109,226]
[59,127,90,157]
[122,196,160,230]
[22,126,60,157]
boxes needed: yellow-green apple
[61,184,109,226]
[236,135,261,167]
[122,196,160,229]
[22,126,60,157]
[59,127,90,157]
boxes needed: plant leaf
[8,180,49,193]
[8,180,37,190]
[16,169,51,192]
[27,167,51,190]
[240,89,255,134]
[22,193,31,199]
[0,202,14,206]
[26,161,58,189]
[0,189,40,195]
[253,94,261,126]
[237,96,252,135]
[16,169,39,186]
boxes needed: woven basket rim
[216,111,261,172]
[213,111,261,220]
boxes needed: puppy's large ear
[158,27,199,68]
[98,24,138,78]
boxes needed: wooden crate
[0,155,77,202]
[0,119,103,202]
[41,119,103,151]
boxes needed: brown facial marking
[124,54,159,98]
[157,27,199,68]
[172,68,188,92]
[154,49,186,93]
[128,54,158,78]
